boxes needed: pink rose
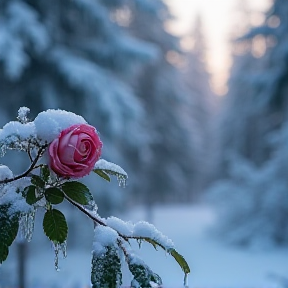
[48,124,102,178]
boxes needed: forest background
[0,0,287,286]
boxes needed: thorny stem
[0,144,48,185]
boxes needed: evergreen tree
[181,15,216,196]
[125,0,198,206]
[0,0,157,214]
[0,0,155,155]
[209,0,288,246]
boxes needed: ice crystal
[19,210,36,242]
[184,273,189,287]
[17,107,30,123]
[117,174,127,187]
[53,241,67,271]
[87,199,98,214]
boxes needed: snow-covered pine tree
[181,15,216,198]
[0,0,157,214]
[209,0,288,247]
[122,0,198,206]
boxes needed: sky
[165,0,272,95]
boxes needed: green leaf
[40,165,50,182]
[170,248,190,275]
[43,209,68,244]
[141,237,190,276]
[0,205,19,263]
[0,242,9,264]
[91,246,122,288]
[61,181,93,205]
[128,254,162,288]
[141,238,190,282]
[143,238,158,250]
[31,175,45,188]
[24,185,40,205]
[45,187,64,205]
[93,159,128,186]
[93,169,111,182]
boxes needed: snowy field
[1,204,288,288]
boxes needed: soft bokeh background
[0,0,288,287]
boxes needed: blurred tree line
[209,0,288,247]
[0,0,286,268]
[0,3,213,285]
[0,0,214,217]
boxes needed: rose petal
[60,134,79,165]
[48,123,102,178]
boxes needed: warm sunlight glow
[165,0,271,96]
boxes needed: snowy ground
[1,204,288,288]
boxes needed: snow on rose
[0,107,190,288]
[48,124,102,178]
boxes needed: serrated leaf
[24,185,40,205]
[31,175,45,188]
[45,187,64,205]
[91,246,122,288]
[93,169,111,182]
[170,249,190,275]
[40,165,50,182]
[0,205,19,263]
[43,209,68,244]
[61,181,93,205]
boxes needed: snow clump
[34,109,87,143]
[0,165,13,181]
[93,226,119,256]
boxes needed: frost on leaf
[1,180,32,216]
[91,246,122,288]
[94,159,128,187]
[133,221,174,251]
[91,225,121,288]
[128,254,162,288]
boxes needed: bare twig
[64,195,135,242]
[64,194,168,253]
[64,195,107,227]
[27,142,33,162]
[0,144,48,184]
